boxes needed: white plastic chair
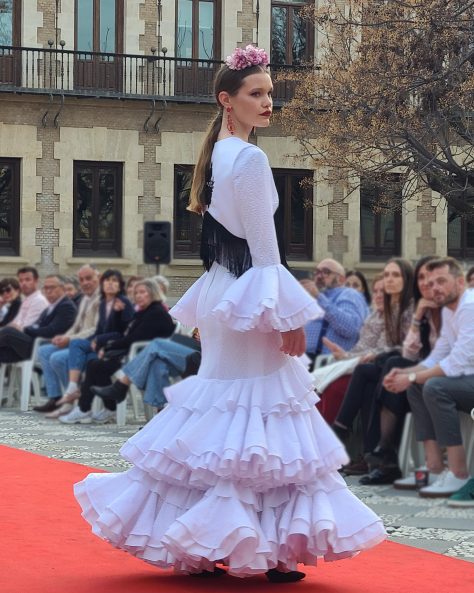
[7,338,49,411]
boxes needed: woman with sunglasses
[0,278,22,327]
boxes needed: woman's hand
[113,298,126,312]
[98,348,105,360]
[280,328,306,357]
[359,352,376,364]
[415,298,437,320]
[90,340,97,352]
[322,337,346,360]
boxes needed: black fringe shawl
[200,167,288,278]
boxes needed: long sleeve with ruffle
[170,140,323,332]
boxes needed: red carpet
[1,444,472,593]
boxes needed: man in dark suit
[0,275,77,363]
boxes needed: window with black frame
[447,207,474,259]
[0,157,20,255]
[73,161,122,257]
[273,169,313,260]
[360,177,402,261]
[174,165,202,258]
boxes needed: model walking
[75,46,386,581]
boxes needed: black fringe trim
[201,211,253,278]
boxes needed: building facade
[0,1,467,299]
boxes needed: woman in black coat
[0,278,22,327]
[59,278,175,424]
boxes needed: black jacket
[103,301,175,353]
[24,297,77,339]
[0,297,22,328]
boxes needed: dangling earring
[226,106,235,135]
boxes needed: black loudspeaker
[143,221,171,264]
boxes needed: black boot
[266,569,306,583]
[91,381,129,403]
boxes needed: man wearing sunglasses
[300,258,368,367]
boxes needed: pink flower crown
[225,45,269,71]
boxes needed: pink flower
[225,45,269,71]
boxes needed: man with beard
[384,257,474,498]
[300,258,368,367]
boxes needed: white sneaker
[393,469,441,490]
[419,469,470,498]
[92,408,116,424]
[59,406,92,424]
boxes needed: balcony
[0,45,300,104]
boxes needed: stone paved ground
[1,407,473,563]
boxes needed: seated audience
[33,265,101,414]
[345,270,371,306]
[52,269,134,409]
[58,279,175,424]
[0,278,22,327]
[126,275,144,304]
[301,258,368,366]
[64,276,83,306]
[4,267,48,331]
[384,257,474,498]
[0,275,76,363]
[332,258,414,472]
[92,329,201,414]
[359,256,442,484]
[315,274,385,424]
[466,266,474,288]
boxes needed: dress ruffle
[170,264,323,332]
[75,471,385,577]
[119,358,349,491]
[75,355,386,575]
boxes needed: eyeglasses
[43,284,60,291]
[314,267,335,277]
[0,286,13,294]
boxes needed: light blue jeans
[38,344,69,399]
[122,338,196,407]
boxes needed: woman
[332,258,414,465]
[0,278,22,327]
[58,279,175,424]
[315,274,385,425]
[345,270,371,306]
[54,269,134,408]
[74,46,385,581]
[361,256,442,485]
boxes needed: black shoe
[91,382,128,403]
[342,459,369,476]
[266,569,306,583]
[359,466,402,485]
[33,399,60,413]
[190,567,226,578]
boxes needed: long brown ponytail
[188,111,222,214]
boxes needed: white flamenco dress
[75,137,386,576]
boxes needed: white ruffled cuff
[212,264,323,332]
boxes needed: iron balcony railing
[0,45,301,104]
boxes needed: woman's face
[64,283,78,299]
[372,280,385,312]
[1,285,20,303]
[134,285,152,309]
[417,264,434,300]
[127,281,138,302]
[345,274,363,293]
[225,72,273,132]
[102,276,121,297]
[383,262,404,296]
